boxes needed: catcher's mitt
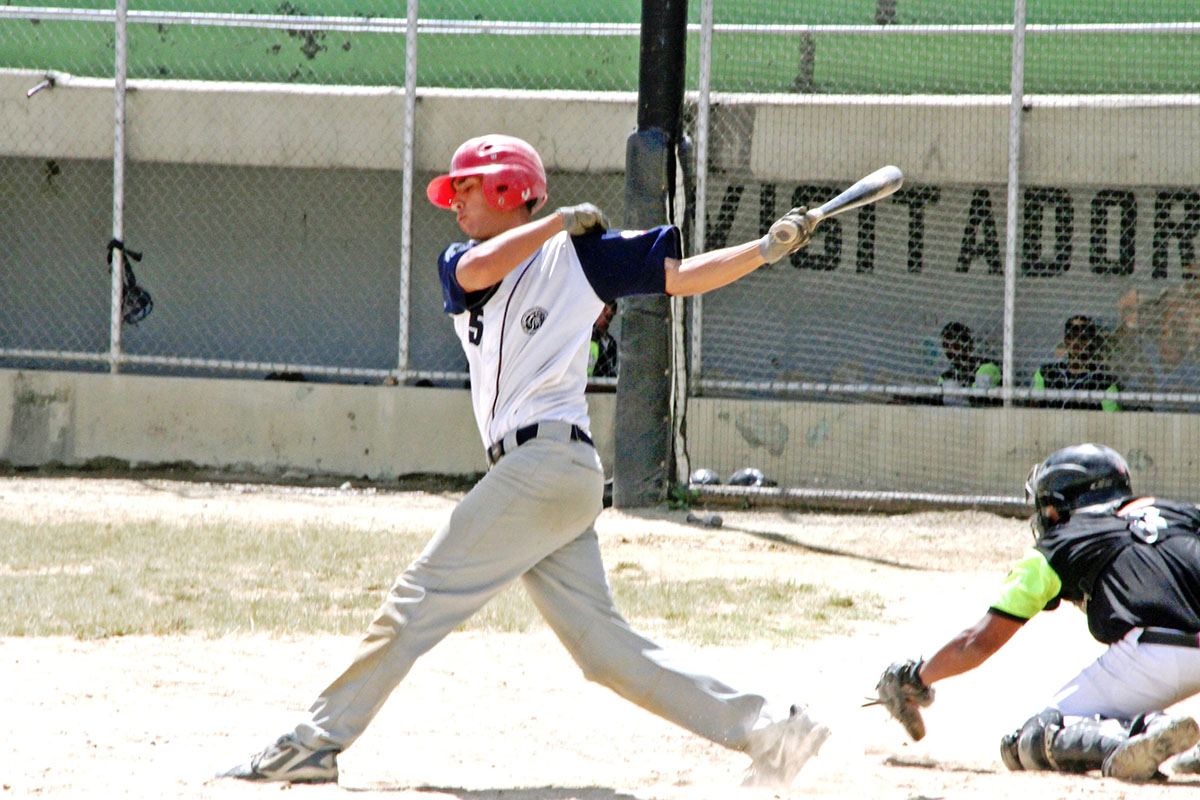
[865,658,935,741]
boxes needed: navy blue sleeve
[439,241,499,315]
[437,242,474,315]
[572,225,679,304]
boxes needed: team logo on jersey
[521,306,548,334]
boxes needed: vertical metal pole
[109,0,129,373]
[670,0,713,486]
[1001,0,1027,407]
[689,0,713,397]
[398,0,419,381]
[613,0,688,508]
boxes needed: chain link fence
[684,1,1200,499]
[2,2,1199,497]
[0,3,642,384]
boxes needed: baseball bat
[806,165,904,226]
[763,166,904,254]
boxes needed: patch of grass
[0,518,418,638]
[613,577,881,645]
[440,574,881,645]
[0,519,881,645]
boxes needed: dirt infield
[5,476,1200,799]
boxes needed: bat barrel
[810,165,904,224]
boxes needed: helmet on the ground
[426,134,548,213]
[1024,443,1131,536]
[728,467,766,487]
[690,468,721,485]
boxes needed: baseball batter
[220,134,826,787]
[871,443,1200,781]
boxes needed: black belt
[486,421,593,467]
[1138,627,1200,648]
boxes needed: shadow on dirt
[723,524,929,571]
[346,786,644,799]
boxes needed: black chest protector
[1035,499,1200,643]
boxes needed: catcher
[870,443,1200,781]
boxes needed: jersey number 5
[467,308,484,345]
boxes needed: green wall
[4,2,1197,93]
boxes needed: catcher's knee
[999,709,1064,772]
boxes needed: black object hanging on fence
[106,238,153,325]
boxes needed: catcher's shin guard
[1000,710,1120,773]
[1048,717,1125,773]
[999,709,1062,771]
[1000,709,1199,780]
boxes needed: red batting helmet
[426,134,548,213]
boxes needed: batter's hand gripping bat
[763,165,905,256]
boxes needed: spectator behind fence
[1032,315,1121,412]
[1105,288,1158,405]
[938,322,1001,407]
[1150,287,1200,411]
[1105,266,1200,413]
[588,302,618,379]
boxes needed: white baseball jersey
[438,226,680,448]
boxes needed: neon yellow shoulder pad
[991,548,1061,620]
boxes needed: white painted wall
[3,368,1195,503]
[7,70,1195,186]
[1,71,636,172]
[0,369,617,479]
[686,396,1200,501]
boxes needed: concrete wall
[1,71,637,172]
[7,71,1195,185]
[0,369,617,479]
[687,397,1200,501]
[4,367,1197,504]
[748,93,1200,186]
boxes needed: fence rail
[6,7,1198,36]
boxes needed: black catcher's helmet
[1025,443,1132,536]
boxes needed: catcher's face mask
[1024,461,1057,540]
[1024,462,1040,539]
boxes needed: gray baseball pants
[293,434,774,752]
[1049,627,1200,721]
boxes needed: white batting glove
[759,206,814,264]
[558,203,610,236]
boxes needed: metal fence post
[109,0,129,373]
[1002,0,1027,407]
[398,0,419,383]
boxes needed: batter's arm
[663,240,767,297]
[663,205,814,296]
[456,214,565,292]
[917,610,1024,685]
